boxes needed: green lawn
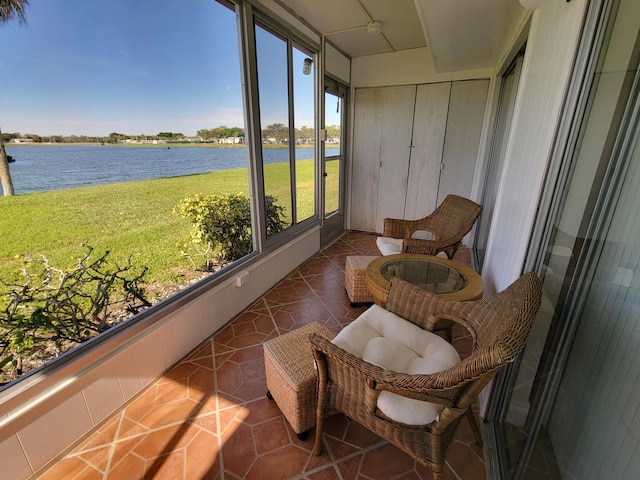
[0,158,335,293]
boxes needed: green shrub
[174,193,286,270]
[0,247,150,383]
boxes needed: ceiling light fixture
[366,21,383,35]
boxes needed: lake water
[5,145,337,194]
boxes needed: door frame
[321,76,348,246]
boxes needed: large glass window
[254,21,316,238]
[293,46,316,224]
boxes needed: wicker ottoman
[264,322,334,440]
[345,255,379,305]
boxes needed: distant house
[218,136,244,144]
[9,138,34,143]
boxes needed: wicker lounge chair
[310,272,542,480]
[376,194,482,259]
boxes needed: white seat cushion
[376,236,403,255]
[332,305,460,425]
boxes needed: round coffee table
[365,254,484,307]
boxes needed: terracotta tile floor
[37,231,486,480]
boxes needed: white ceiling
[277,0,526,72]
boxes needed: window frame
[248,11,320,253]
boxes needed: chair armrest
[402,237,460,257]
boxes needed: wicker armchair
[376,194,482,259]
[310,272,542,480]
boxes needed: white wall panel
[82,359,125,426]
[0,428,31,480]
[173,304,206,359]
[481,0,588,295]
[325,43,350,84]
[114,345,143,401]
[16,385,92,472]
[155,321,180,375]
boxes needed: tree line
[2,124,341,146]
[2,131,192,144]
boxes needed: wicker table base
[263,322,334,439]
[345,255,380,305]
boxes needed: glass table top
[379,257,468,294]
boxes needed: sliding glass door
[475,52,524,270]
[492,0,640,477]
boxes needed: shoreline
[5,142,339,149]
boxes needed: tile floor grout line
[262,290,283,339]
[445,459,464,480]
[99,411,125,478]
[210,335,228,480]
[34,234,485,480]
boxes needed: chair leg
[313,412,324,456]
[311,344,328,456]
[466,409,483,447]
[431,464,444,480]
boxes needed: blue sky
[0,0,316,137]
